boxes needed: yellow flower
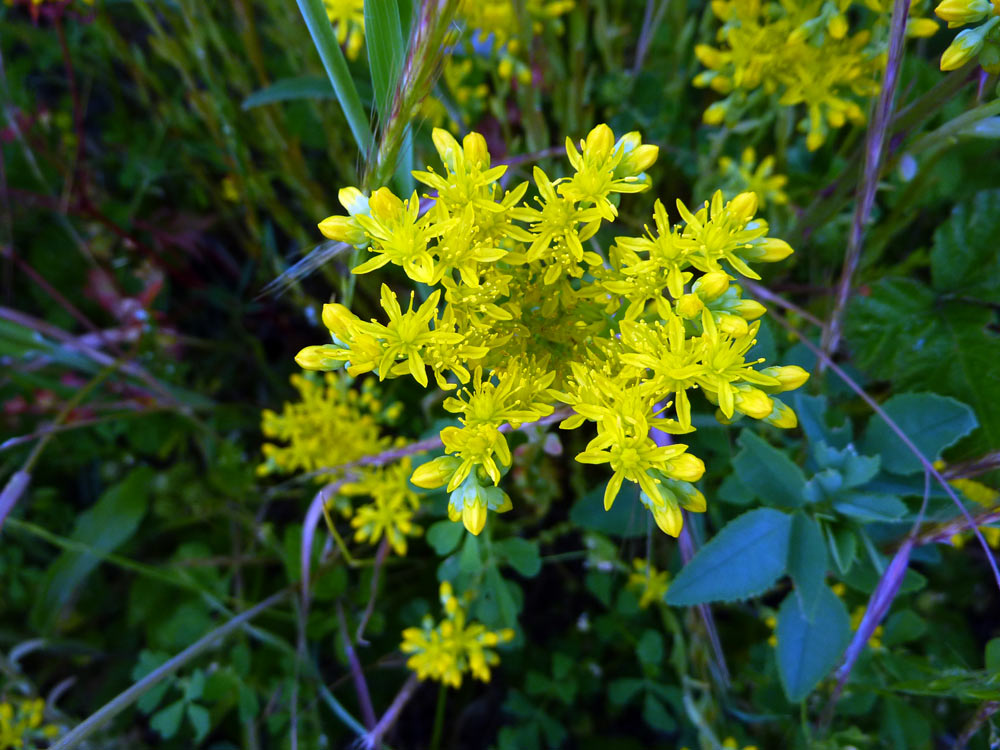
[627,559,671,608]
[0,697,60,750]
[401,582,515,687]
[324,0,365,60]
[299,125,807,539]
[718,147,789,209]
[343,458,423,555]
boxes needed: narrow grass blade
[296,0,373,157]
[364,0,407,123]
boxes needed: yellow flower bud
[676,293,705,318]
[719,314,749,337]
[321,303,358,339]
[651,503,684,536]
[828,14,849,39]
[761,365,811,391]
[934,0,990,26]
[410,456,462,489]
[907,17,940,37]
[338,186,369,215]
[368,187,403,219]
[734,387,774,419]
[733,299,767,320]
[681,487,707,513]
[695,271,731,301]
[694,44,724,69]
[728,191,758,222]
[765,399,799,429]
[667,453,705,482]
[757,237,795,262]
[463,132,490,167]
[294,345,340,371]
[703,102,727,125]
[585,124,615,162]
[462,497,488,535]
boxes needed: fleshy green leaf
[776,586,850,702]
[825,524,857,575]
[187,704,211,743]
[666,508,792,605]
[150,700,186,740]
[832,492,908,522]
[637,630,664,668]
[732,430,807,508]
[787,513,827,618]
[860,393,978,475]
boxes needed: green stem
[296,0,374,158]
[50,590,290,750]
[429,681,448,750]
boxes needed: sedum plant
[295,125,809,538]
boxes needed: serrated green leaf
[427,520,464,555]
[792,393,852,449]
[732,430,807,508]
[776,586,850,702]
[931,189,1000,302]
[787,513,827,618]
[364,0,406,121]
[666,508,791,605]
[860,393,977,475]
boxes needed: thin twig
[337,602,377,730]
[821,0,910,361]
[359,673,421,750]
[953,700,1000,749]
[356,538,390,644]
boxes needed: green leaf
[242,76,335,109]
[787,513,827,618]
[666,508,792,605]
[296,0,373,156]
[427,520,463,556]
[637,630,664,668]
[811,442,880,488]
[985,638,1000,673]
[459,533,481,574]
[642,692,677,732]
[364,0,406,121]
[496,538,542,578]
[860,393,978,475]
[34,467,152,628]
[731,430,807,508]
[931,189,1000,302]
[486,565,519,630]
[608,678,645,706]
[776,586,850,702]
[570,487,646,538]
[150,700,186,739]
[825,524,857,575]
[832,492,908,522]
[846,282,1000,459]
[187,704,211,743]
[792,393,852,449]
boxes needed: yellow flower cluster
[324,0,365,61]
[259,373,421,555]
[400,582,515,687]
[259,372,397,479]
[0,698,60,750]
[695,0,937,150]
[627,558,671,609]
[718,147,789,209]
[934,0,1000,71]
[298,124,808,538]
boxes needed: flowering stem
[429,681,447,750]
[821,0,911,362]
[362,673,420,750]
[337,601,377,730]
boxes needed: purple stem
[338,601,377,730]
[361,674,421,750]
